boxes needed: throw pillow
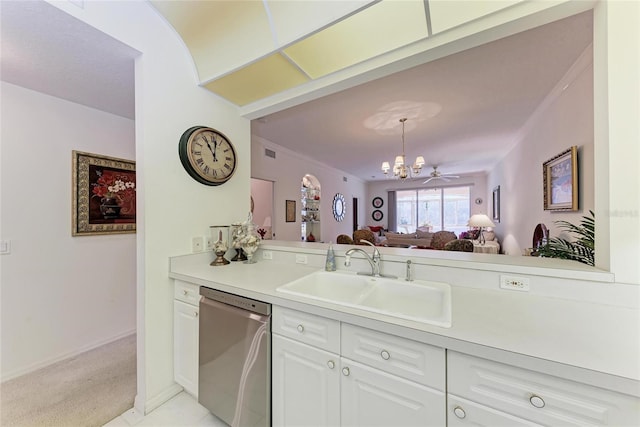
[431,231,457,250]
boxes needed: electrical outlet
[500,275,530,292]
[295,254,308,264]
[192,236,204,253]
[205,236,214,250]
[262,250,273,260]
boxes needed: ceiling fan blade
[440,177,451,182]
[422,177,434,184]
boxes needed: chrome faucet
[344,240,387,277]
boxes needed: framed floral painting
[72,150,136,236]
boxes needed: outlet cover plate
[500,275,530,292]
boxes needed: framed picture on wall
[372,197,383,208]
[72,150,136,236]
[492,186,501,223]
[285,200,296,222]
[543,146,578,211]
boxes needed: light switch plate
[192,236,204,253]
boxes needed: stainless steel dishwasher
[199,287,271,427]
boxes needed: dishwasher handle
[200,295,270,324]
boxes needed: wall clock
[178,126,237,186]
[372,210,383,221]
[372,197,383,208]
[332,193,346,222]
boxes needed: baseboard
[142,383,184,414]
[1,328,136,382]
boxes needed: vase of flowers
[239,213,260,264]
[92,169,136,219]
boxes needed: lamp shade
[394,155,404,167]
[381,161,390,171]
[468,214,495,228]
[415,156,425,167]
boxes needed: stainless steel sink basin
[276,271,451,328]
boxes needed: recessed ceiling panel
[266,0,375,48]
[283,0,428,79]
[150,0,274,80]
[429,0,523,34]
[203,54,309,106]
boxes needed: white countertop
[169,251,640,389]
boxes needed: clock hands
[202,134,218,162]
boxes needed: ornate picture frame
[72,150,136,236]
[372,196,383,208]
[372,210,383,222]
[285,200,296,222]
[543,146,578,211]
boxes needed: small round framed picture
[372,197,383,208]
[372,210,383,221]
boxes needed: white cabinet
[448,351,640,426]
[173,280,199,396]
[272,306,446,426]
[341,358,445,426]
[447,395,542,427]
[272,334,340,426]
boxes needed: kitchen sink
[276,271,451,328]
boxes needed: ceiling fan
[422,166,460,184]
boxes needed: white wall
[489,48,594,256]
[251,178,273,238]
[0,82,136,380]
[252,136,367,243]
[366,174,488,232]
[45,0,251,413]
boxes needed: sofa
[382,229,437,247]
[383,228,499,250]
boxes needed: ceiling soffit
[151,0,526,106]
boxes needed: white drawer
[272,306,340,354]
[174,280,200,306]
[448,394,542,427]
[341,323,445,390]
[448,351,640,426]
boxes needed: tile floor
[104,392,227,426]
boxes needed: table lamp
[467,214,495,245]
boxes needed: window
[395,186,470,235]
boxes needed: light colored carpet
[1,333,136,427]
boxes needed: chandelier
[381,118,425,180]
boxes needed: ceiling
[252,11,593,182]
[0,1,592,183]
[0,0,138,120]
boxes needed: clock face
[179,126,237,186]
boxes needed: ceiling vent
[265,148,276,159]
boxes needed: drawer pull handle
[380,350,390,360]
[342,367,350,376]
[453,406,466,419]
[530,395,545,408]
[327,360,335,369]
[297,324,304,333]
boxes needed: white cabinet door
[272,334,340,427]
[341,358,445,427]
[173,299,199,396]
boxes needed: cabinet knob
[380,350,390,360]
[453,406,466,419]
[341,367,350,376]
[327,360,335,369]
[530,395,545,408]
[297,324,304,333]
[183,290,188,295]
[194,311,198,317]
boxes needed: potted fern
[536,210,595,266]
